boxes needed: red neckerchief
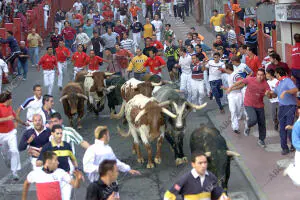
[276,76,288,87]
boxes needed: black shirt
[143,46,158,57]
[102,22,115,32]
[91,37,105,55]
[130,22,144,33]
[86,180,118,200]
[19,47,29,63]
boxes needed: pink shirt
[242,77,270,108]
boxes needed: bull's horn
[226,151,240,157]
[117,126,131,137]
[204,152,211,157]
[135,109,146,123]
[59,95,68,102]
[104,72,114,76]
[159,101,172,107]
[77,93,88,100]
[151,81,162,86]
[174,89,183,93]
[187,102,207,110]
[162,108,177,118]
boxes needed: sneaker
[290,145,296,152]
[22,78,26,81]
[192,109,196,112]
[11,172,19,181]
[274,121,279,131]
[234,130,240,134]
[257,140,266,148]
[281,149,290,155]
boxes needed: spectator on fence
[210,9,225,30]
[0,30,21,75]
[18,41,29,81]
[245,18,258,55]
[27,28,43,68]
[43,3,50,30]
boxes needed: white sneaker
[11,172,19,181]
[193,109,196,112]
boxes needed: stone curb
[207,109,268,200]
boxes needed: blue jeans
[17,60,28,79]
[278,105,296,150]
[134,72,146,80]
[209,79,223,110]
[65,39,74,51]
[28,47,39,66]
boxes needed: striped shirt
[227,29,236,45]
[120,39,135,51]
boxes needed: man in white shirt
[151,14,163,41]
[75,27,91,52]
[36,95,55,128]
[205,52,225,113]
[0,58,8,93]
[73,0,83,13]
[223,64,243,134]
[83,126,141,182]
[16,84,43,129]
[176,47,192,102]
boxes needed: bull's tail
[110,101,126,119]
[117,126,131,137]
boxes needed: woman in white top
[266,68,279,130]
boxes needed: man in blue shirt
[266,67,298,155]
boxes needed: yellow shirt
[27,33,42,48]
[127,54,148,73]
[210,14,225,26]
[144,24,154,38]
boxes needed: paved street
[0,14,258,200]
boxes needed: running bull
[152,84,207,165]
[117,94,177,168]
[75,71,115,117]
[60,82,88,129]
[190,125,240,191]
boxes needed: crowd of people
[0,0,299,199]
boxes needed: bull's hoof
[137,158,144,164]
[147,163,154,168]
[77,124,82,129]
[182,157,188,163]
[175,158,183,166]
[154,157,161,164]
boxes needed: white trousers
[43,70,55,95]
[61,179,72,200]
[58,61,67,87]
[240,86,247,120]
[286,151,300,186]
[203,70,211,96]
[167,3,172,15]
[142,3,146,17]
[0,129,21,173]
[156,31,161,41]
[132,32,141,51]
[120,15,126,24]
[44,15,48,30]
[228,93,243,131]
[74,67,84,80]
[221,73,228,105]
[190,79,205,105]
[180,73,192,102]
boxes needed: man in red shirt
[115,43,134,78]
[0,91,21,180]
[87,50,108,72]
[114,20,127,41]
[246,47,261,76]
[102,5,114,21]
[56,40,71,91]
[38,47,58,95]
[62,21,76,50]
[72,44,89,79]
[227,69,270,148]
[291,33,300,89]
[151,34,164,55]
[267,53,290,76]
[143,49,166,76]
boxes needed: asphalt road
[0,14,257,200]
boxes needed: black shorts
[167,58,178,72]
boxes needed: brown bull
[60,82,88,129]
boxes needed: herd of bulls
[59,72,240,191]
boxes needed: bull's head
[135,100,176,140]
[88,72,114,95]
[60,93,88,115]
[171,100,207,129]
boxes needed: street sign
[239,0,257,8]
[256,4,275,23]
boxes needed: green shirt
[62,126,83,155]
